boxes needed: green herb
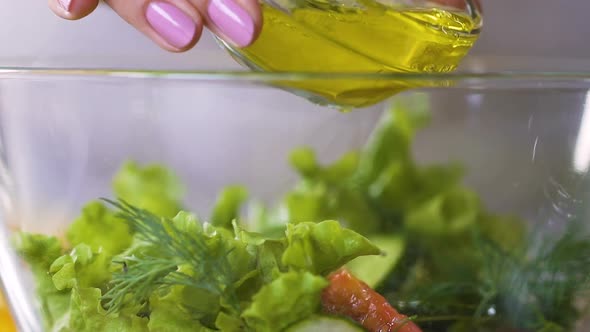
[101,200,243,316]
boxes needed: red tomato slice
[321,269,422,332]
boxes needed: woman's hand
[48,0,262,52]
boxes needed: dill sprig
[101,199,241,315]
[473,222,590,331]
[389,222,590,332]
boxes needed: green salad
[15,103,590,332]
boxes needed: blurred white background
[0,0,589,68]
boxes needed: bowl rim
[0,66,590,90]
[3,67,590,82]
[3,56,590,83]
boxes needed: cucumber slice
[345,235,404,288]
[286,315,364,332]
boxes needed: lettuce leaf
[51,287,148,332]
[13,233,69,329]
[254,240,286,284]
[148,287,216,332]
[210,186,248,229]
[282,220,380,275]
[66,201,132,256]
[275,150,381,235]
[405,187,480,237]
[112,161,184,218]
[49,244,111,291]
[241,271,328,332]
[13,233,63,270]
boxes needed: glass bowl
[1,59,590,332]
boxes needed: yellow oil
[238,3,481,107]
[0,293,16,332]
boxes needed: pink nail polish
[58,0,72,12]
[208,0,255,47]
[146,2,197,49]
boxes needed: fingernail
[146,2,197,49]
[208,0,255,47]
[58,0,72,12]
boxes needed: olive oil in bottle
[232,2,481,107]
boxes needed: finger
[474,0,482,13]
[48,0,99,20]
[104,0,203,52]
[189,0,262,48]
[432,0,482,12]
